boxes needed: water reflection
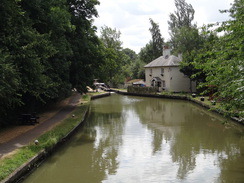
[23,94,244,183]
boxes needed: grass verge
[0,95,90,182]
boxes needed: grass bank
[0,94,91,182]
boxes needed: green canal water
[23,94,244,183]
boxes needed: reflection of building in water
[141,99,192,126]
[134,99,194,141]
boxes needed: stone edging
[90,92,111,99]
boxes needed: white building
[144,47,196,92]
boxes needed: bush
[127,86,157,94]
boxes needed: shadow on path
[0,92,81,158]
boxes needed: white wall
[169,67,194,92]
[145,66,196,92]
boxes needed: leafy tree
[0,51,21,118]
[0,0,23,117]
[139,41,154,64]
[178,26,205,82]
[131,59,145,79]
[68,0,102,93]
[195,0,244,119]
[0,0,102,125]
[21,0,73,100]
[99,26,125,86]
[121,48,139,80]
[123,48,137,62]
[149,18,164,59]
[100,26,123,51]
[168,0,195,50]
[0,0,57,112]
[168,0,205,89]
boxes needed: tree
[168,0,195,50]
[99,26,125,86]
[131,59,145,79]
[0,0,102,125]
[178,26,205,83]
[123,48,137,62]
[167,0,206,89]
[195,0,244,119]
[21,0,74,100]
[68,0,102,93]
[139,41,154,64]
[100,25,123,51]
[149,18,164,59]
[0,50,21,119]
[0,0,57,113]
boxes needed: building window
[162,80,165,87]
[161,68,164,76]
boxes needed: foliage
[0,51,21,116]
[168,0,195,49]
[194,0,244,119]
[139,41,154,64]
[131,59,146,79]
[98,26,137,86]
[0,0,101,125]
[123,48,137,62]
[127,86,157,94]
[149,18,164,59]
[100,25,122,51]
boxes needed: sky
[93,0,234,53]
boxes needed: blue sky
[94,0,234,53]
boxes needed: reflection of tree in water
[83,110,126,180]
[215,130,244,183]
[128,95,244,181]
[151,128,163,154]
[170,106,244,180]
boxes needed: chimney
[163,45,171,58]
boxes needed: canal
[23,94,244,183]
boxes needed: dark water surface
[23,94,244,183]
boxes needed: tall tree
[100,26,123,51]
[99,26,125,86]
[167,0,205,89]
[68,0,102,93]
[149,18,164,59]
[168,0,195,50]
[21,0,74,100]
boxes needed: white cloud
[94,0,233,53]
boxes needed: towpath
[0,92,81,158]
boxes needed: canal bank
[0,92,110,183]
